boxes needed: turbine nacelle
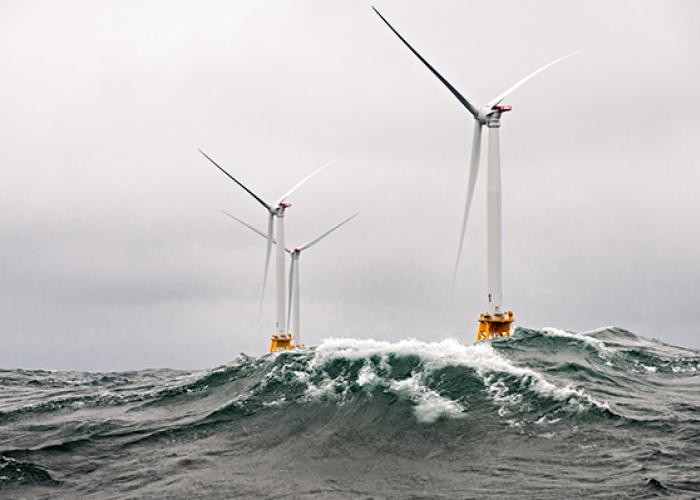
[477,104,513,124]
[492,105,512,113]
[275,201,292,215]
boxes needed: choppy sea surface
[1,327,699,499]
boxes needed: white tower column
[486,116,503,316]
[293,255,301,344]
[275,211,287,335]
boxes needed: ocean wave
[0,456,58,488]
[2,326,699,498]
[541,327,610,353]
[3,329,697,430]
[297,337,607,423]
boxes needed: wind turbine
[222,211,358,347]
[199,150,335,351]
[372,7,579,341]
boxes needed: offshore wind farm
[221,210,359,348]
[198,149,340,352]
[201,8,579,350]
[2,2,699,499]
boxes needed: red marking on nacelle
[280,202,292,208]
[493,105,512,112]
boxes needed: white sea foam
[357,362,380,387]
[541,327,610,353]
[580,325,617,335]
[389,373,465,423]
[312,337,536,377]
[671,364,698,373]
[305,337,605,422]
[304,377,338,401]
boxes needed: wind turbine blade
[371,7,479,118]
[221,210,269,240]
[300,213,359,251]
[453,120,483,281]
[486,50,581,108]
[274,160,336,206]
[286,258,295,333]
[220,210,292,253]
[199,149,271,210]
[258,213,275,318]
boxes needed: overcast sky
[1,0,698,371]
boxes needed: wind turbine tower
[372,7,578,341]
[222,211,358,347]
[200,150,334,351]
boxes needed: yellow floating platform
[477,310,514,342]
[269,334,295,353]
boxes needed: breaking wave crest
[299,337,606,423]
